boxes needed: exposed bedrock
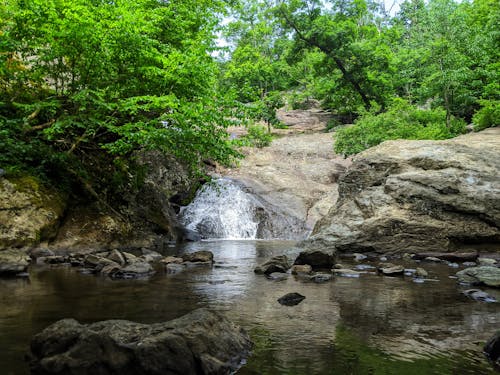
[302,127,500,255]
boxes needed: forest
[0,0,498,198]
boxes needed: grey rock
[310,273,333,283]
[291,264,312,275]
[182,250,214,263]
[463,289,497,303]
[267,272,289,281]
[254,255,291,275]
[333,269,361,278]
[0,249,30,275]
[28,248,55,259]
[28,308,252,375]
[484,332,500,367]
[478,258,497,266]
[378,263,405,276]
[301,129,500,255]
[113,261,154,279]
[415,267,428,278]
[107,249,126,266]
[278,292,306,306]
[160,256,184,265]
[294,249,335,270]
[456,266,500,287]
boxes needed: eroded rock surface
[302,128,500,254]
[28,308,252,375]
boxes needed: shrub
[472,100,499,131]
[334,99,466,156]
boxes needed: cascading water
[179,178,260,239]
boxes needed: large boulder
[302,128,500,254]
[28,308,252,375]
[0,176,65,249]
[254,255,291,275]
[293,249,335,270]
[456,266,500,287]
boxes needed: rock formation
[302,127,500,255]
[28,308,252,375]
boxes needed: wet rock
[166,263,186,274]
[254,255,291,275]
[447,262,459,268]
[333,263,344,269]
[424,257,445,263]
[182,250,214,263]
[107,249,126,266]
[463,289,497,303]
[99,262,122,276]
[141,249,163,263]
[354,264,376,271]
[122,252,138,264]
[310,273,333,283]
[38,255,68,265]
[456,266,500,287]
[84,254,117,271]
[353,253,367,261]
[181,228,202,242]
[484,332,500,367]
[0,249,30,275]
[267,272,289,281]
[301,129,500,255]
[462,261,477,267]
[333,269,361,278]
[415,267,428,278]
[411,251,479,262]
[28,308,252,375]
[294,249,335,270]
[378,263,405,276]
[160,256,184,265]
[291,264,312,275]
[278,292,306,306]
[478,258,497,266]
[28,248,55,259]
[112,261,154,279]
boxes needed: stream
[1,179,499,374]
[1,239,498,374]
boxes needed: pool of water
[1,240,498,374]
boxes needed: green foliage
[473,100,500,131]
[0,0,240,199]
[334,99,466,156]
[233,124,274,148]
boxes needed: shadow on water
[0,240,498,374]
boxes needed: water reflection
[0,240,498,374]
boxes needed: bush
[334,99,466,156]
[472,100,499,131]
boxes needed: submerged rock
[267,272,289,281]
[301,128,500,254]
[309,273,333,283]
[293,249,335,270]
[254,255,291,275]
[333,268,361,278]
[456,266,500,287]
[463,289,497,303]
[0,249,30,275]
[291,264,312,275]
[28,308,252,375]
[278,292,306,306]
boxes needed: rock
[254,255,291,275]
[107,249,126,266]
[353,253,367,261]
[0,249,30,275]
[447,262,459,268]
[112,261,154,279]
[402,253,413,261]
[415,267,428,278]
[267,272,289,281]
[277,292,306,306]
[84,254,117,271]
[28,308,252,375]
[122,252,138,264]
[182,250,214,263]
[0,176,66,249]
[160,256,184,265]
[38,255,68,265]
[411,251,479,262]
[463,289,497,303]
[291,264,312,275]
[181,228,202,242]
[378,263,405,276]
[99,263,122,276]
[478,258,497,266]
[333,263,344,269]
[462,262,477,267]
[456,266,500,287]
[424,257,445,263]
[293,249,335,270]
[28,248,55,259]
[141,249,163,263]
[333,269,361,278]
[166,263,186,274]
[484,332,500,367]
[309,273,333,283]
[354,264,376,271]
[301,128,500,255]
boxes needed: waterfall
[179,178,259,239]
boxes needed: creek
[1,239,498,374]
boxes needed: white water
[179,178,260,239]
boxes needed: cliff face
[302,127,500,254]
[0,151,197,252]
